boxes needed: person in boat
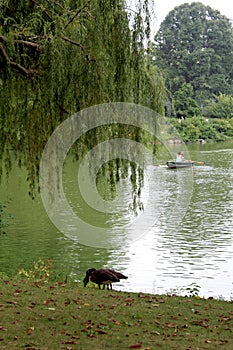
[176,151,185,162]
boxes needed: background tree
[204,94,233,119]
[173,83,201,118]
[153,2,233,107]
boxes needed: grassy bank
[1,277,233,350]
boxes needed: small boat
[166,161,194,169]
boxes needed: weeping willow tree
[0,0,165,206]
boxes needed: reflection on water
[0,142,233,299]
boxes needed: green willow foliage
[0,0,165,202]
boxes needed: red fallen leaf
[65,341,77,344]
[95,329,107,334]
[129,343,142,349]
[0,338,4,341]
[14,289,22,293]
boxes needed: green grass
[0,277,233,350]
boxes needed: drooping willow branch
[0,33,84,77]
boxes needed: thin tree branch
[9,61,34,77]
[61,36,84,49]
[64,0,92,29]
[14,40,44,51]
[0,44,34,77]
[44,0,65,10]
[0,44,9,62]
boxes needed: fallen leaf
[72,335,80,339]
[95,329,107,334]
[6,300,17,305]
[151,331,160,335]
[14,289,22,294]
[113,320,121,325]
[27,327,34,335]
[219,316,231,322]
[129,343,142,349]
[125,298,134,302]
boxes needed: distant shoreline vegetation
[168,116,233,143]
[153,2,233,144]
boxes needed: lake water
[0,141,233,300]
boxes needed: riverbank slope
[1,277,233,349]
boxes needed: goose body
[83,268,128,290]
